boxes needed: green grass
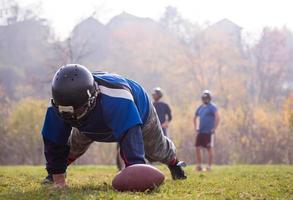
[0,165,292,200]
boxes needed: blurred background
[0,0,292,165]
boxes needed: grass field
[0,165,292,200]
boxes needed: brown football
[112,164,165,192]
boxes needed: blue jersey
[42,72,150,145]
[195,103,218,134]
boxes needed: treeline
[0,3,292,165]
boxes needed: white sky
[16,0,293,39]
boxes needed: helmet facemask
[51,83,98,123]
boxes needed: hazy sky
[16,0,293,39]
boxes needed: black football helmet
[51,64,98,122]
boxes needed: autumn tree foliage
[5,98,46,164]
[251,28,293,103]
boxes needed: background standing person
[194,90,220,171]
[152,87,172,138]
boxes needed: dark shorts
[195,133,214,148]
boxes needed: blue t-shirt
[153,101,172,124]
[195,103,218,134]
[42,72,150,145]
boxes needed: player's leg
[195,134,203,171]
[42,128,93,184]
[207,148,213,170]
[142,104,175,163]
[116,144,125,171]
[142,103,186,180]
[196,147,202,171]
[206,134,214,171]
[67,128,93,164]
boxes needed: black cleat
[168,161,187,180]
[41,174,53,184]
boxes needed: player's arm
[162,104,172,128]
[213,111,220,133]
[194,107,200,134]
[166,104,172,122]
[193,116,198,134]
[42,106,71,188]
[119,125,146,166]
[43,138,69,188]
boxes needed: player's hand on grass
[53,173,66,188]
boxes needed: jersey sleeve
[41,107,72,174]
[41,107,72,145]
[166,104,172,122]
[211,104,218,114]
[195,106,201,117]
[119,125,146,166]
[100,91,143,140]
